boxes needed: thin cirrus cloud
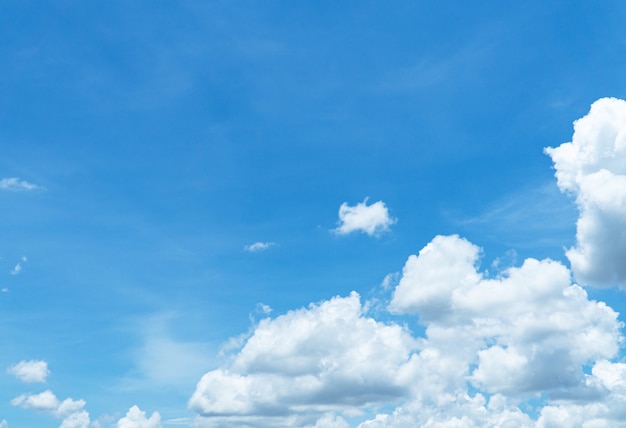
[7,359,50,383]
[0,177,43,192]
[244,242,276,252]
[187,98,626,427]
[11,256,27,275]
[333,198,396,236]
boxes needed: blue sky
[2,1,626,427]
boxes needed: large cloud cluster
[188,98,626,427]
[546,97,626,287]
[190,234,625,427]
[190,292,419,427]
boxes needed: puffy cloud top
[11,390,89,428]
[7,360,50,383]
[117,406,161,428]
[546,97,626,287]
[334,199,396,236]
[189,292,419,426]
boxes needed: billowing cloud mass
[117,405,161,428]
[190,292,419,427]
[334,198,396,236]
[7,359,50,383]
[244,242,275,252]
[11,390,90,428]
[546,97,626,287]
[189,98,626,427]
[0,177,42,191]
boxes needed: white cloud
[7,359,50,383]
[117,405,161,428]
[244,242,275,252]
[188,98,626,426]
[11,390,90,428]
[189,292,419,427]
[333,198,396,236]
[190,233,626,426]
[546,97,626,287]
[0,420,7,428]
[10,256,27,275]
[390,235,621,395]
[0,177,42,191]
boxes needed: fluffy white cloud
[390,235,621,395]
[117,406,161,428]
[0,420,7,428]
[546,97,626,287]
[0,177,42,191]
[7,359,50,383]
[244,242,275,252]
[189,98,626,426]
[333,198,396,236]
[11,390,90,428]
[190,233,626,426]
[190,292,419,427]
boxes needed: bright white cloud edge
[188,98,626,427]
[333,198,396,236]
[7,360,49,383]
[546,97,626,288]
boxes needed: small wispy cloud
[11,256,27,275]
[0,177,43,192]
[333,198,396,236]
[244,242,275,252]
[7,360,50,383]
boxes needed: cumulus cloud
[189,292,419,427]
[333,198,396,236]
[11,390,90,428]
[117,405,161,428]
[191,234,625,426]
[361,235,624,427]
[546,97,626,287]
[244,242,275,252]
[7,359,50,383]
[0,177,42,191]
[189,98,626,426]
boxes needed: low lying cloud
[7,360,50,383]
[11,390,90,428]
[546,97,626,288]
[333,198,396,236]
[189,292,418,427]
[117,405,161,428]
[0,177,42,192]
[244,242,275,252]
[188,98,626,427]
